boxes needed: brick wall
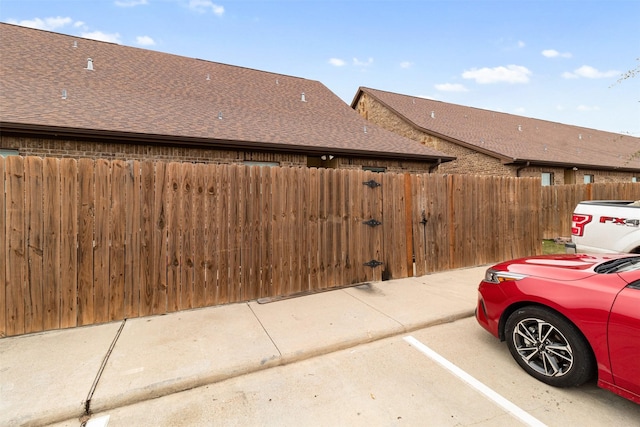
[1,135,442,174]
[1,135,307,166]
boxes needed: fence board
[77,158,95,326]
[338,169,348,283]
[317,168,327,288]
[228,165,242,302]
[179,162,193,310]
[0,158,5,336]
[124,160,140,319]
[324,169,336,288]
[404,174,414,277]
[217,165,230,304]
[166,162,181,313]
[204,164,218,306]
[340,170,353,284]
[307,168,320,290]
[194,164,207,307]
[326,169,337,288]
[93,159,110,324]
[60,159,78,328]
[43,158,61,330]
[139,161,154,316]
[260,166,273,297]
[152,162,168,315]
[484,176,498,264]
[270,166,283,295]
[284,167,296,294]
[411,174,425,276]
[289,168,308,294]
[245,166,262,300]
[6,156,26,336]
[109,160,126,321]
[348,170,360,284]
[25,156,44,334]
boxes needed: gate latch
[363,179,381,188]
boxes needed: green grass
[542,239,567,255]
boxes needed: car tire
[504,306,595,387]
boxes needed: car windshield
[595,256,640,274]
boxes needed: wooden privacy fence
[541,183,640,239]
[2,156,543,337]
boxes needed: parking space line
[404,335,547,427]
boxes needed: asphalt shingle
[0,24,452,162]
[357,87,640,171]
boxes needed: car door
[608,273,640,397]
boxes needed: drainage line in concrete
[84,319,127,415]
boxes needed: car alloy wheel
[505,306,595,387]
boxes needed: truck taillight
[571,213,592,236]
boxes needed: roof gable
[356,87,640,171]
[0,24,452,162]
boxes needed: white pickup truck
[567,200,640,254]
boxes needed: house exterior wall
[355,93,638,183]
[1,135,307,166]
[1,135,439,173]
[334,156,434,173]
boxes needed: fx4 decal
[600,216,640,227]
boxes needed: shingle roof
[356,87,640,171]
[0,23,453,162]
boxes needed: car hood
[495,254,630,281]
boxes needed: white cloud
[563,65,619,79]
[577,105,601,111]
[328,58,346,67]
[115,0,148,6]
[434,83,468,92]
[136,35,155,46]
[517,40,525,48]
[514,107,526,113]
[8,15,124,45]
[353,57,373,67]
[542,49,572,58]
[462,65,531,84]
[81,31,122,44]
[8,16,72,31]
[189,0,225,16]
[400,61,413,69]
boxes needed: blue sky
[2,0,639,135]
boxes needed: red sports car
[476,253,640,404]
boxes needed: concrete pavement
[0,265,488,427]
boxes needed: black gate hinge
[363,259,384,268]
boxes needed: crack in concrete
[84,319,127,417]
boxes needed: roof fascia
[350,87,365,109]
[504,158,640,173]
